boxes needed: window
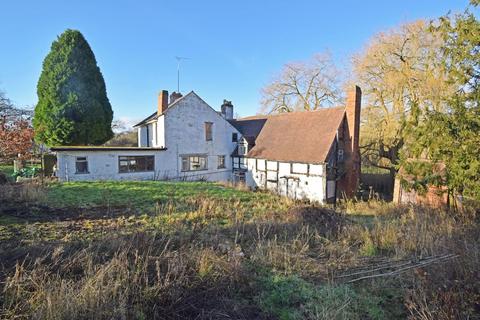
[119,156,154,173]
[205,122,213,141]
[238,137,248,155]
[218,155,226,169]
[75,157,89,174]
[238,145,246,155]
[232,133,238,142]
[239,158,246,167]
[146,125,150,147]
[181,155,208,171]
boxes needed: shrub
[12,166,41,179]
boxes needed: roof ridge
[237,106,345,121]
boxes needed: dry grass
[0,182,46,204]
[1,182,479,319]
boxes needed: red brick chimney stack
[345,85,362,196]
[158,90,169,115]
[346,85,361,154]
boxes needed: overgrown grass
[0,181,478,319]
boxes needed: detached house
[52,86,362,203]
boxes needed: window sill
[181,168,209,172]
[119,170,155,174]
[75,172,90,175]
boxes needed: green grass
[1,181,293,243]
[256,273,386,320]
[45,180,273,209]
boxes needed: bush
[12,166,41,179]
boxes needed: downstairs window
[181,155,208,171]
[75,157,89,174]
[119,156,154,173]
[218,155,226,169]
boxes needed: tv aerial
[175,56,190,93]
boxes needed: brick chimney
[346,86,361,154]
[345,85,362,196]
[169,91,183,105]
[158,90,168,115]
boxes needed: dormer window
[238,138,248,155]
[238,145,246,155]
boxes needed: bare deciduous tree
[352,20,454,177]
[260,53,342,113]
[0,91,33,121]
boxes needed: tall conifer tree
[34,29,113,146]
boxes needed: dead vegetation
[0,182,479,319]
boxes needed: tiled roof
[234,107,346,164]
[133,112,157,127]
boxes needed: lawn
[0,180,478,319]
[45,180,281,210]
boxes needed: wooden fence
[360,173,394,200]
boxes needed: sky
[0,0,472,128]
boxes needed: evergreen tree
[34,29,113,146]
[401,1,480,202]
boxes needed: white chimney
[221,100,234,120]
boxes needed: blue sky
[0,0,471,127]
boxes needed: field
[0,180,479,319]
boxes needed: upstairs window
[119,156,154,173]
[218,155,226,169]
[181,155,208,172]
[205,122,213,141]
[75,157,89,174]
[238,145,246,155]
[232,133,238,142]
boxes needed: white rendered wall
[138,126,148,147]
[156,115,165,148]
[56,150,162,181]
[59,95,239,182]
[137,123,157,147]
[157,93,240,182]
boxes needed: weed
[0,181,478,319]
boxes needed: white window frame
[118,155,155,173]
[217,155,226,169]
[181,155,208,172]
[238,145,246,155]
[75,156,89,174]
